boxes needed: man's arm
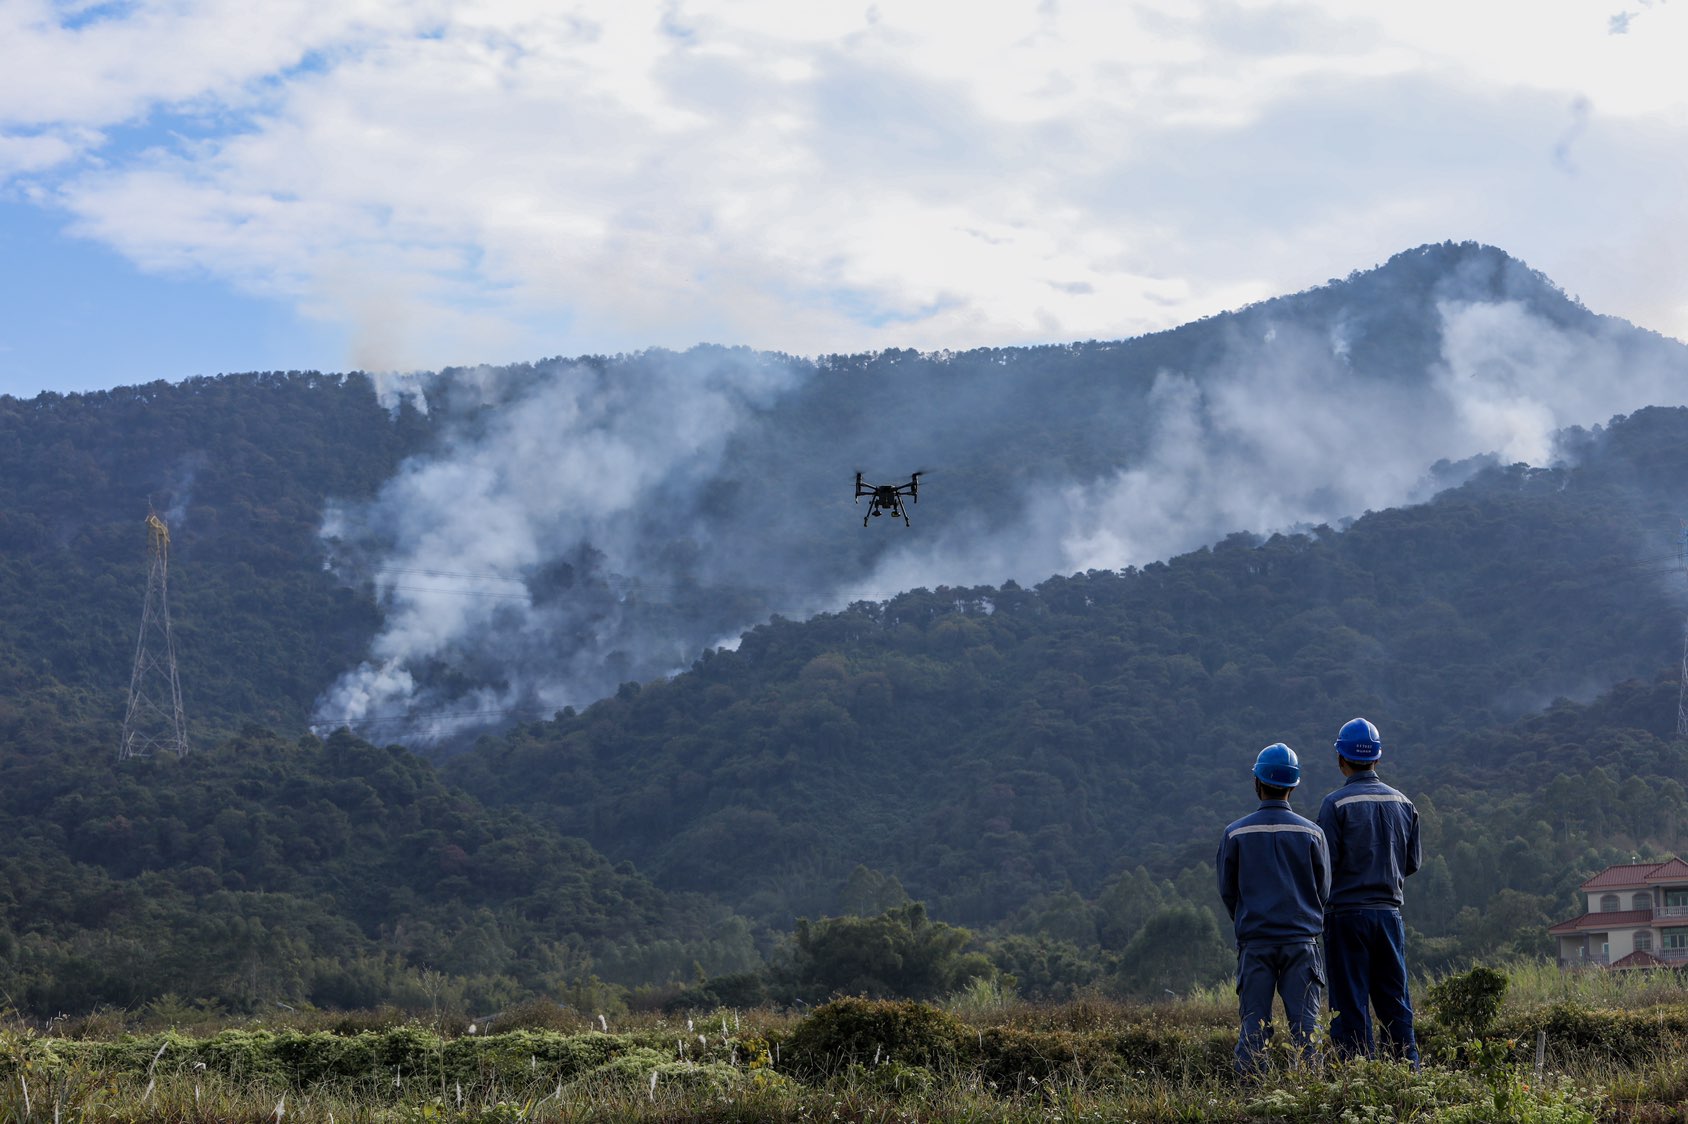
[1216,834,1240,920]
[1317,797,1342,873]
[1404,804,1422,878]
[1313,829,1332,908]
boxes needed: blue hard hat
[1335,717,1383,762]
[1253,743,1301,788]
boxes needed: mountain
[305,241,1688,745]
[5,242,1685,752]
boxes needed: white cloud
[3,0,1687,375]
[0,129,83,176]
[0,0,436,128]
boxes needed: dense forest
[3,243,1688,1014]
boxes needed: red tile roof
[1611,950,1667,970]
[1644,857,1688,884]
[1549,908,1653,935]
[1578,858,1688,890]
[1581,862,1669,890]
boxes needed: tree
[1113,905,1232,999]
[789,903,992,1001]
[838,865,912,917]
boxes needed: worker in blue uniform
[1217,743,1330,1076]
[1317,717,1421,1066]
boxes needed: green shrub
[975,1026,1084,1088]
[1427,967,1509,1039]
[1106,1022,1234,1079]
[1498,1001,1688,1059]
[781,998,965,1077]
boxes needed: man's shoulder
[1222,810,1258,836]
[1224,807,1323,838]
[1282,808,1324,835]
[1332,777,1413,808]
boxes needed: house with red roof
[1549,858,1688,967]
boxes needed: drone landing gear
[863,506,907,526]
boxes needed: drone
[855,472,921,527]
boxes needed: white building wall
[1588,888,1646,912]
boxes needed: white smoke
[162,451,208,530]
[314,349,800,740]
[853,300,1688,591]
[1432,299,1687,463]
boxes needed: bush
[781,998,965,1077]
[1499,1001,1688,1059]
[789,904,992,1002]
[1427,966,1509,1039]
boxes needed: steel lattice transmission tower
[119,511,189,759]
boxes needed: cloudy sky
[1,0,1684,397]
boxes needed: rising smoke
[316,349,801,740]
[314,249,1688,745]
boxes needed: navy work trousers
[1325,908,1419,1066]
[1234,939,1324,1076]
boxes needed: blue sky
[0,201,341,392]
[2,0,1685,399]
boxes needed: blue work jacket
[1216,799,1331,947]
[1316,772,1421,913]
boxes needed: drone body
[855,472,921,526]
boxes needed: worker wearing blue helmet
[1316,717,1422,1066]
[1216,743,1331,1076]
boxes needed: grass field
[1,967,1684,1122]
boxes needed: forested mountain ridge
[311,240,1688,744]
[4,241,1683,750]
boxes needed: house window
[1664,931,1688,951]
[1635,930,1653,952]
[1601,894,1621,912]
[1667,890,1688,908]
[1633,892,1653,911]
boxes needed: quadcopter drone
[855,472,921,527]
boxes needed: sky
[2,0,1686,398]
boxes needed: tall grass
[1490,959,1688,1012]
